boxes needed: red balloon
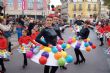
[57,40,64,45]
[39,56,47,65]
[92,44,96,49]
[84,39,87,42]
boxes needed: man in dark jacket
[74,15,84,26]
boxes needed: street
[4,28,110,73]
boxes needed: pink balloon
[68,38,73,44]
[26,51,33,58]
[57,45,62,52]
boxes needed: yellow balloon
[87,38,90,42]
[44,47,51,52]
[66,44,71,49]
[61,51,67,58]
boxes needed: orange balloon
[86,46,91,52]
[54,52,62,60]
[40,45,45,50]
[72,38,76,43]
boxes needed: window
[73,0,77,2]
[74,4,76,11]
[78,0,82,2]
[87,0,91,2]
[79,4,82,11]
[93,4,96,11]
[92,0,97,2]
[37,0,43,10]
[7,0,13,7]
[28,0,34,10]
[88,4,91,11]
[18,0,22,7]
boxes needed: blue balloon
[89,42,93,46]
[62,43,67,49]
[66,55,74,63]
[52,46,58,53]
[84,42,89,47]
[42,52,49,58]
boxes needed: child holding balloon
[18,29,37,68]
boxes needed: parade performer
[30,28,39,41]
[18,29,37,68]
[31,15,73,73]
[52,15,68,69]
[0,17,13,61]
[35,15,58,73]
[73,21,90,65]
[52,15,63,40]
[0,31,10,72]
[97,24,105,46]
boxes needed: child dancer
[18,29,37,68]
[0,31,8,72]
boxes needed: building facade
[60,0,69,20]
[1,0,49,18]
[61,0,101,22]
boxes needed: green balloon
[58,58,65,66]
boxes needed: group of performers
[0,10,100,73]
[95,19,110,54]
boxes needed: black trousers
[74,48,85,62]
[44,65,58,73]
[23,53,27,66]
[8,42,11,52]
[0,58,5,71]
[99,37,104,44]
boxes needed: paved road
[3,28,110,73]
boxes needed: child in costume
[18,29,37,68]
[0,31,9,72]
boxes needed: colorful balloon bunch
[0,50,10,59]
[26,46,40,58]
[39,52,49,65]
[84,38,96,52]
[67,37,96,52]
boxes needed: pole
[3,6,5,18]
[98,0,101,19]
[22,10,24,17]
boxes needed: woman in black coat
[35,15,58,73]
[74,21,90,65]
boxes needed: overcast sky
[50,0,62,6]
